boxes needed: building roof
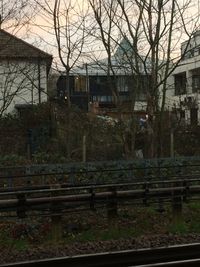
[0,29,52,70]
[115,37,133,58]
[68,37,152,76]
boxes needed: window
[119,95,129,101]
[192,75,200,93]
[190,48,194,57]
[107,96,113,102]
[117,76,129,92]
[99,96,107,102]
[96,76,101,85]
[180,110,185,119]
[174,73,186,95]
[74,76,87,92]
[92,96,97,102]
[190,108,198,125]
[92,95,113,102]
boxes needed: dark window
[190,48,194,57]
[117,76,129,92]
[96,76,101,85]
[118,75,149,101]
[192,75,200,93]
[136,75,149,101]
[174,73,186,95]
[190,108,198,125]
[180,110,185,119]
[119,95,129,101]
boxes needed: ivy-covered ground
[1,203,200,264]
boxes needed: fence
[1,156,200,187]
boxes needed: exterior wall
[0,59,48,116]
[167,36,200,125]
[47,71,60,99]
[181,31,200,59]
[57,73,149,112]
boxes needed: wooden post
[17,193,27,219]
[51,210,62,242]
[83,134,86,162]
[69,167,75,185]
[90,188,96,211]
[107,187,118,220]
[157,197,165,213]
[27,129,33,160]
[50,184,62,242]
[172,186,182,222]
[170,129,174,157]
[183,180,189,203]
[143,183,149,206]
[157,161,165,212]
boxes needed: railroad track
[0,177,200,218]
[1,243,200,267]
[135,258,200,266]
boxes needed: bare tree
[28,0,200,159]
[127,0,200,157]
[88,0,200,158]
[0,0,38,32]
[87,0,151,158]
[32,0,89,159]
[88,0,121,105]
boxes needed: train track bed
[1,205,200,265]
[1,238,200,266]
[1,162,200,265]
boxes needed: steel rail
[0,184,199,211]
[135,258,200,266]
[0,173,200,195]
[0,176,199,197]
[1,243,200,267]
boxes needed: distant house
[0,29,52,117]
[167,31,200,125]
[57,38,150,117]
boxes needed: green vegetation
[168,222,189,235]
[1,102,200,164]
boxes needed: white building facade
[0,29,52,117]
[167,31,200,125]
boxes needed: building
[0,29,52,117]
[167,31,200,125]
[57,38,150,117]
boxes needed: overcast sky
[3,0,200,71]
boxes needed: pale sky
[3,0,200,71]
